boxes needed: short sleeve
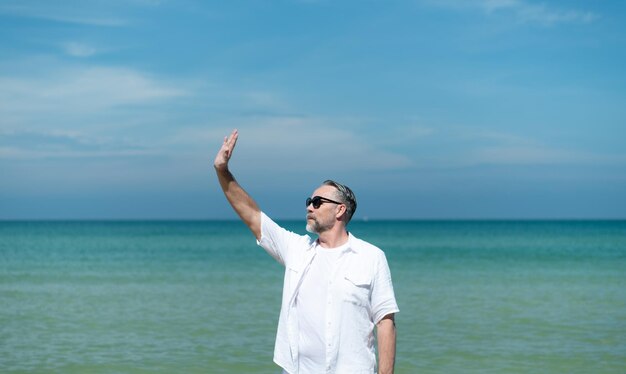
[370,252,399,324]
[257,212,312,267]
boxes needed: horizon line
[2,217,625,222]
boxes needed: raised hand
[212,129,261,239]
[214,129,239,171]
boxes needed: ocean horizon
[2,219,625,373]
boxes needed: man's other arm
[377,313,396,374]
[213,129,261,240]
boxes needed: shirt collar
[309,232,359,253]
[346,232,360,253]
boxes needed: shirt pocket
[286,250,315,296]
[342,272,371,307]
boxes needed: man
[214,129,399,374]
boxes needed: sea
[1,220,625,373]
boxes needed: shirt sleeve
[256,212,311,267]
[370,252,400,324]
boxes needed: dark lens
[306,196,323,209]
[311,196,322,208]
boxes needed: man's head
[305,180,357,234]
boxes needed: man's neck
[316,226,349,249]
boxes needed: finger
[229,129,239,148]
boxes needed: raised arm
[214,129,261,240]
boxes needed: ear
[335,204,347,220]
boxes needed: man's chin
[306,223,317,234]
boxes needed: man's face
[306,185,342,234]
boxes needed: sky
[1,0,625,220]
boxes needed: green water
[1,220,625,373]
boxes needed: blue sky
[1,0,625,220]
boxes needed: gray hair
[323,180,357,222]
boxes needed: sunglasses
[306,196,343,209]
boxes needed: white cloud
[386,121,435,140]
[0,63,190,165]
[0,66,187,127]
[0,129,156,160]
[241,91,290,111]
[422,0,599,26]
[62,42,98,58]
[469,145,585,165]
[459,130,625,166]
[0,145,154,160]
[506,2,599,26]
[482,0,519,12]
[1,106,413,174]
[175,116,414,172]
[382,126,626,168]
[0,2,129,26]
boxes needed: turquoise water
[1,220,625,373]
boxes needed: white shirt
[257,212,399,374]
[297,243,345,373]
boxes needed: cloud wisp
[178,116,415,173]
[459,130,625,167]
[424,0,599,26]
[483,0,599,26]
[374,126,626,170]
[61,42,99,58]
[0,66,187,128]
[0,130,155,160]
[0,1,130,27]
